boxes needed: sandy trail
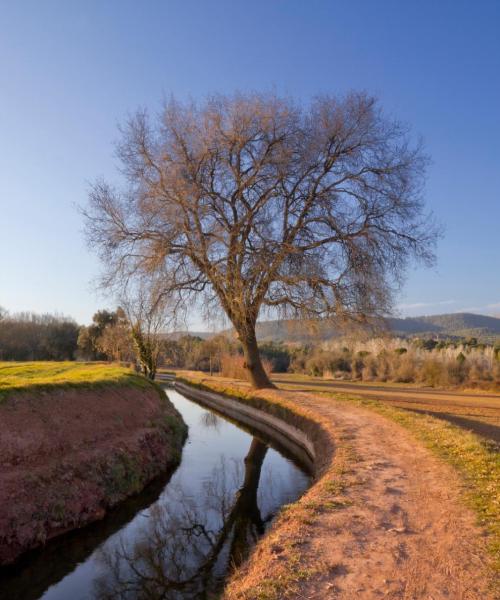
[285,391,492,600]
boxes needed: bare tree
[122,284,169,380]
[84,92,438,388]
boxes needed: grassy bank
[177,372,499,597]
[0,361,150,402]
[0,362,187,566]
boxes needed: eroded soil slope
[0,384,185,564]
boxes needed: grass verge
[0,361,151,402]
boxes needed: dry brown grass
[271,373,500,444]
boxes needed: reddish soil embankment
[0,384,186,565]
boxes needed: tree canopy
[85,92,438,387]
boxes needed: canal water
[0,388,311,600]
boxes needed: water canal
[0,387,311,599]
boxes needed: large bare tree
[84,92,438,388]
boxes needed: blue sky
[1,0,499,326]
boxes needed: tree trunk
[240,328,275,389]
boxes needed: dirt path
[289,391,491,599]
[273,376,500,443]
[179,374,497,599]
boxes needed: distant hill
[388,313,500,342]
[251,313,500,344]
[168,313,500,344]
[161,330,214,341]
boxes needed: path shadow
[401,407,500,446]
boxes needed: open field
[0,361,149,401]
[269,373,500,444]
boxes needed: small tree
[77,309,119,360]
[96,308,135,363]
[84,92,438,388]
[123,285,169,380]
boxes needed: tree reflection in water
[94,438,275,599]
[199,410,221,432]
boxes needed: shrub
[286,337,499,390]
[361,355,378,381]
[445,361,469,385]
[419,359,442,387]
[393,355,417,383]
[351,357,364,379]
[258,342,291,373]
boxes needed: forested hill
[251,313,500,343]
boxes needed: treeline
[289,337,500,388]
[162,334,500,388]
[0,310,79,361]
[0,307,164,379]
[1,305,499,388]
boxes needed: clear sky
[1,0,499,326]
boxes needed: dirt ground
[272,375,500,444]
[181,375,496,599]
[0,385,184,564]
[289,393,492,599]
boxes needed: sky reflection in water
[33,390,310,600]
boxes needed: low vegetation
[2,304,499,392]
[163,334,500,390]
[0,361,149,401]
[290,337,500,389]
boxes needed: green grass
[328,392,500,574]
[0,361,150,401]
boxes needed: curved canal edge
[173,375,339,599]
[175,374,496,600]
[174,380,317,474]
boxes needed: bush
[287,337,499,390]
[419,359,442,387]
[393,355,417,383]
[220,354,248,379]
[361,355,378,381]
[445,361,469,385]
